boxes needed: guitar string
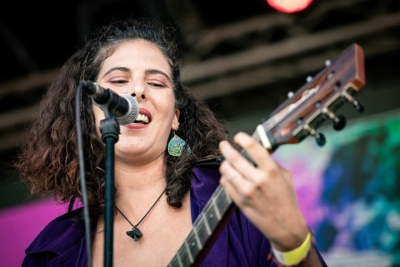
[259,75,327,135]
[254,91,316,142]
[173,185,230,260]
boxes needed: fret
[200,212,211,235]
[205,189,225,230]
[177,254,183,267]
[193,213,210,250]
[186,232,202,261]
[178,242,192,266]
[192,221,203,250]
[211,196,221,219]
[169,248,185,267]
[214,188,232,217]
[169,253,183,267]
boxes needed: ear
[172,108,180,130]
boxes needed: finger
[219,159,253,199]
[219,174,248,205]
[232,132,275,171]
[219,141,254,173]
[219,159,242,189]
[219,139,259,181]
[220,174,238,190]
[232,132,295,189]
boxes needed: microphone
[80,80,139,125]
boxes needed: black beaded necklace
[115,188,166,242]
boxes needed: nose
[130,81,146,100]
[131,93,145,100]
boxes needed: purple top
[21,166,327,266]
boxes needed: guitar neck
[167,185,237,267]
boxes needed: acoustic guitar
[167,43,366,267]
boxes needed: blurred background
[0,0,399,266]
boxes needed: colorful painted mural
[273,109,400,266]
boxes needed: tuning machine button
[325,59,331,67]
[315,133,326,146]
[342,91,365,113]
[332,115,346,131]
[303,123,326,147]
[314,101,346,131]
[322,108,346,131]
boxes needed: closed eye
[111,79,129,85]
[147,82,166,88]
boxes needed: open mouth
[134,113,150,124]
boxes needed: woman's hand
[219,132,309,251]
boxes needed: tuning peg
[324,59,336,80]
[355,103,365,113]
[325,59,332,67]
[287,91,294,98]
[315,133,326,146]
[322,108,346,131]
[342,91,365,113]
[303,124,326,147]
[332,115,346,131]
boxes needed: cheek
[153,93,176,117]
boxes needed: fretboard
[167,185,236,267]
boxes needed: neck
[114,155,167,209]
[115,154,166,189]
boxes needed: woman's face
[93,40,180,165]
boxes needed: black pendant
[126,227,143,242]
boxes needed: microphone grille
[117,94,139,125]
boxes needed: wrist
[269,229,315,266]
[269,221,309,251]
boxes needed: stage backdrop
[272,109,400,267]
[0,109,399,267]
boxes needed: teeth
[135,114,149,123]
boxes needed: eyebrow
[101,67,172,83]
[145,68,172,83]
[102,67,131,77]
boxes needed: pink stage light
[267,0,313,13]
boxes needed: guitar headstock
[255,43,366,151]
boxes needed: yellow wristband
[271,232,312,266]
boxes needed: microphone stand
[98,110,120,267]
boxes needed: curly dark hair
[14,16,230,220]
